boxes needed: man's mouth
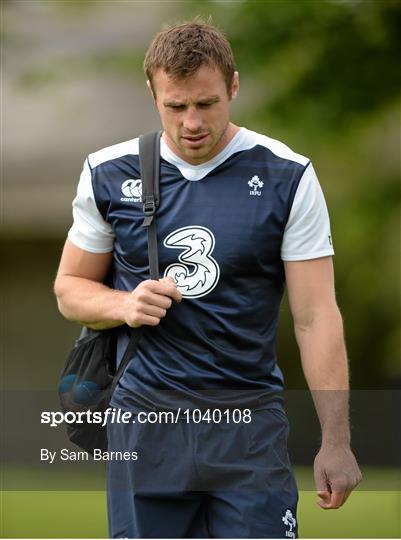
[182,133,209,147]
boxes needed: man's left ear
[230,71,239,100]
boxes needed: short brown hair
[144,18,236,96]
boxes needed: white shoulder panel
[281,162,334,261]
[68,159,115,253]
[88,137,139,169]
[244,129,310,166]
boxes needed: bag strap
[112,130,162,386]
[139,130,162,279]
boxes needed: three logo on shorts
[282,509,296,538]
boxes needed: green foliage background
[178,0,401,388]
[3,0,400,391]
[19,0,398,388]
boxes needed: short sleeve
[281,162,334,261]
[67,159,115,253]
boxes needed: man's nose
[182,107,203,133]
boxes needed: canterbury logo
[120,179,142,202]
[163,226,220,298]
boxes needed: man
[54,20,362,538]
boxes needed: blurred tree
[179,1,400,135]
[178,0,401,388]
[5,0,400,389]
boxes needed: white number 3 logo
[163,226,220,298]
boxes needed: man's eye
[170,105,185,110]
[199,103,212,108]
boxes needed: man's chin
[182,151,210,164]
[179,144,215,164]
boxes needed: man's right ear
[146,80,156,101]
[230,71,239,100]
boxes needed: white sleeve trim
[281,163,334,261]
[281,250,334,262]
[67,159,115,253]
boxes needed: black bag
[58,131,161,455]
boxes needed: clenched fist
[123,277,182,328]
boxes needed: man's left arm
[285,256,362,509]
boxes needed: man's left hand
[313,444,362,509]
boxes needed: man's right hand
[54,242,182,330]
[123,277,182,328]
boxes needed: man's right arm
[54,239,182,330]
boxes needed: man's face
[149,64,239,165]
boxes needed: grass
[1,468,400,538]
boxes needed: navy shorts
[107,407,298,538]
